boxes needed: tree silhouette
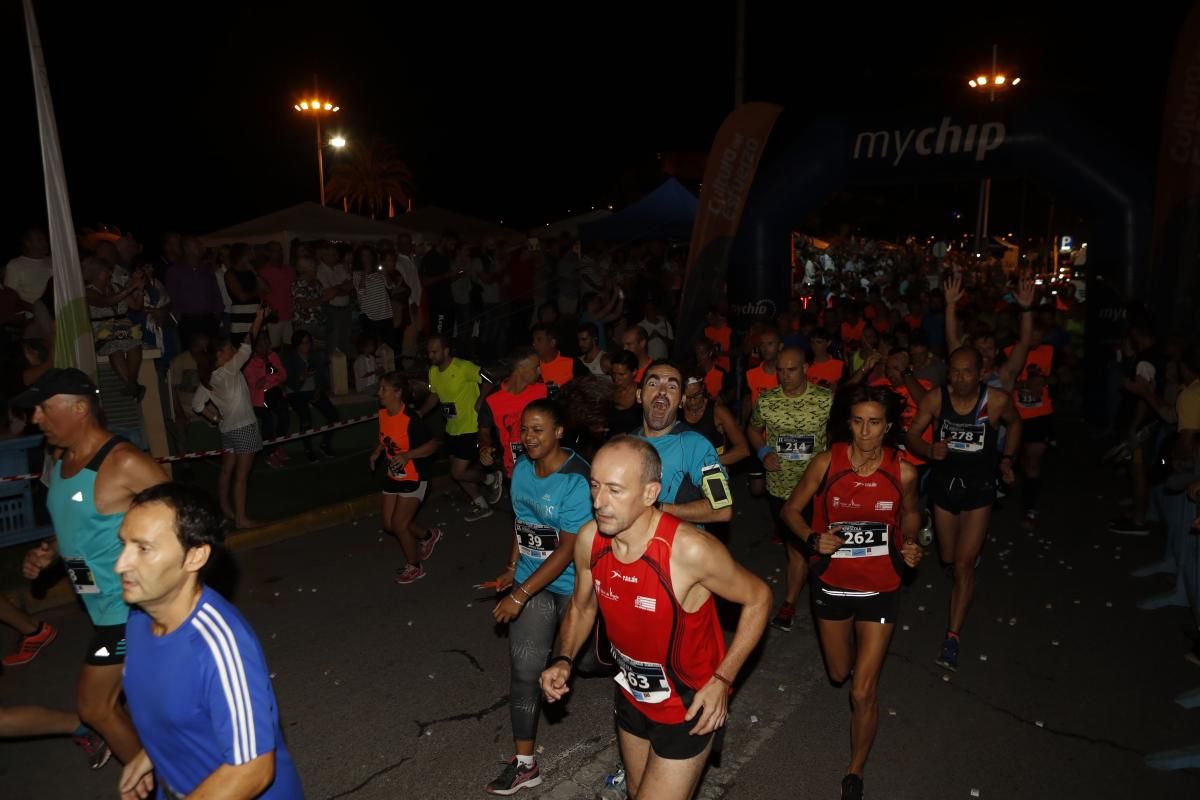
[325,137,415,218]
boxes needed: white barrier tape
[0,473,40,484]
[156,412,378,463]
[0,413,380,482]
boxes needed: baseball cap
[10,368,100,407]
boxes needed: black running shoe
[1108,518,1152,536]
[841,773,864,800]
[935,636,960,671]
[1186,638,1200,668]
[485,757,542,795]
[770,603,795,632]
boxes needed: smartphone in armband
[700,463,733,510]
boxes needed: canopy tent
[529,209,612,239]
[579,178,697,243]
[201,202,401,247]
[392,206,521,242]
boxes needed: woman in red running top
[781,384,922,800]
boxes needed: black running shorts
[811,578,899,625]
[615,688,715,760]
[746,451,765,480]
[1021,415,1054,444]
[929,474,996,514]
[448,433,479,462]
[85,624,127,666]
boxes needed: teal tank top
[46,437,129,627]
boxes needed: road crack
[325,757,411,799]
[414,694,510,737]
[442,648,485,672]
[892,652,1144,756]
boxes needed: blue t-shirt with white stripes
[123,586,303,798]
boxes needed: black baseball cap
[10,368,100,407]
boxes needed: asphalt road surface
[2,423,1199,799]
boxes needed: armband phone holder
[700,464,733,510]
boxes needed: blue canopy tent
[579,178,698,242]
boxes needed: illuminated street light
[293,88,341,205]
[968,72,1022,91]
[968,45,1022,255]
[330,135,347,148]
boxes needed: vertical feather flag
[24,0,96,376]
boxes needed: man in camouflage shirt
[748,347,834,631]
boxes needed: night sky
[3,3,1191,252]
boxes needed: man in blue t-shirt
[115,483,302,799]
[633,360,732,525]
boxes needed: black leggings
[509,589,570,741]
[253,402,289,450]
[287,391,340,451]
[363,317,397,351]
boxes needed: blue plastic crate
[0,436,37,478]
[0,435,53,548]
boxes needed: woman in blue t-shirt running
[486,399,593,795]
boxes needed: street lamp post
[964,46,1022,256]
[293,90,340,205]
[968,46,1021,255]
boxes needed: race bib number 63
[612,646,672,704]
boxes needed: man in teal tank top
[14,368,166,765]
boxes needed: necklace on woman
[849,447,881,473]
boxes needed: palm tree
[324,137,415,218]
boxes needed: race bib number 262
[831,522,890,559]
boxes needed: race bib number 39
[777,434,816,462]
[831,522,891,559]
[64,557,100,595]
[612,646,672,704]
[940,420,986,453]
[515,521,559,559]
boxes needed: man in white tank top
[577,323,611,380]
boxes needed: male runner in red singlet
[540,436,770,800]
